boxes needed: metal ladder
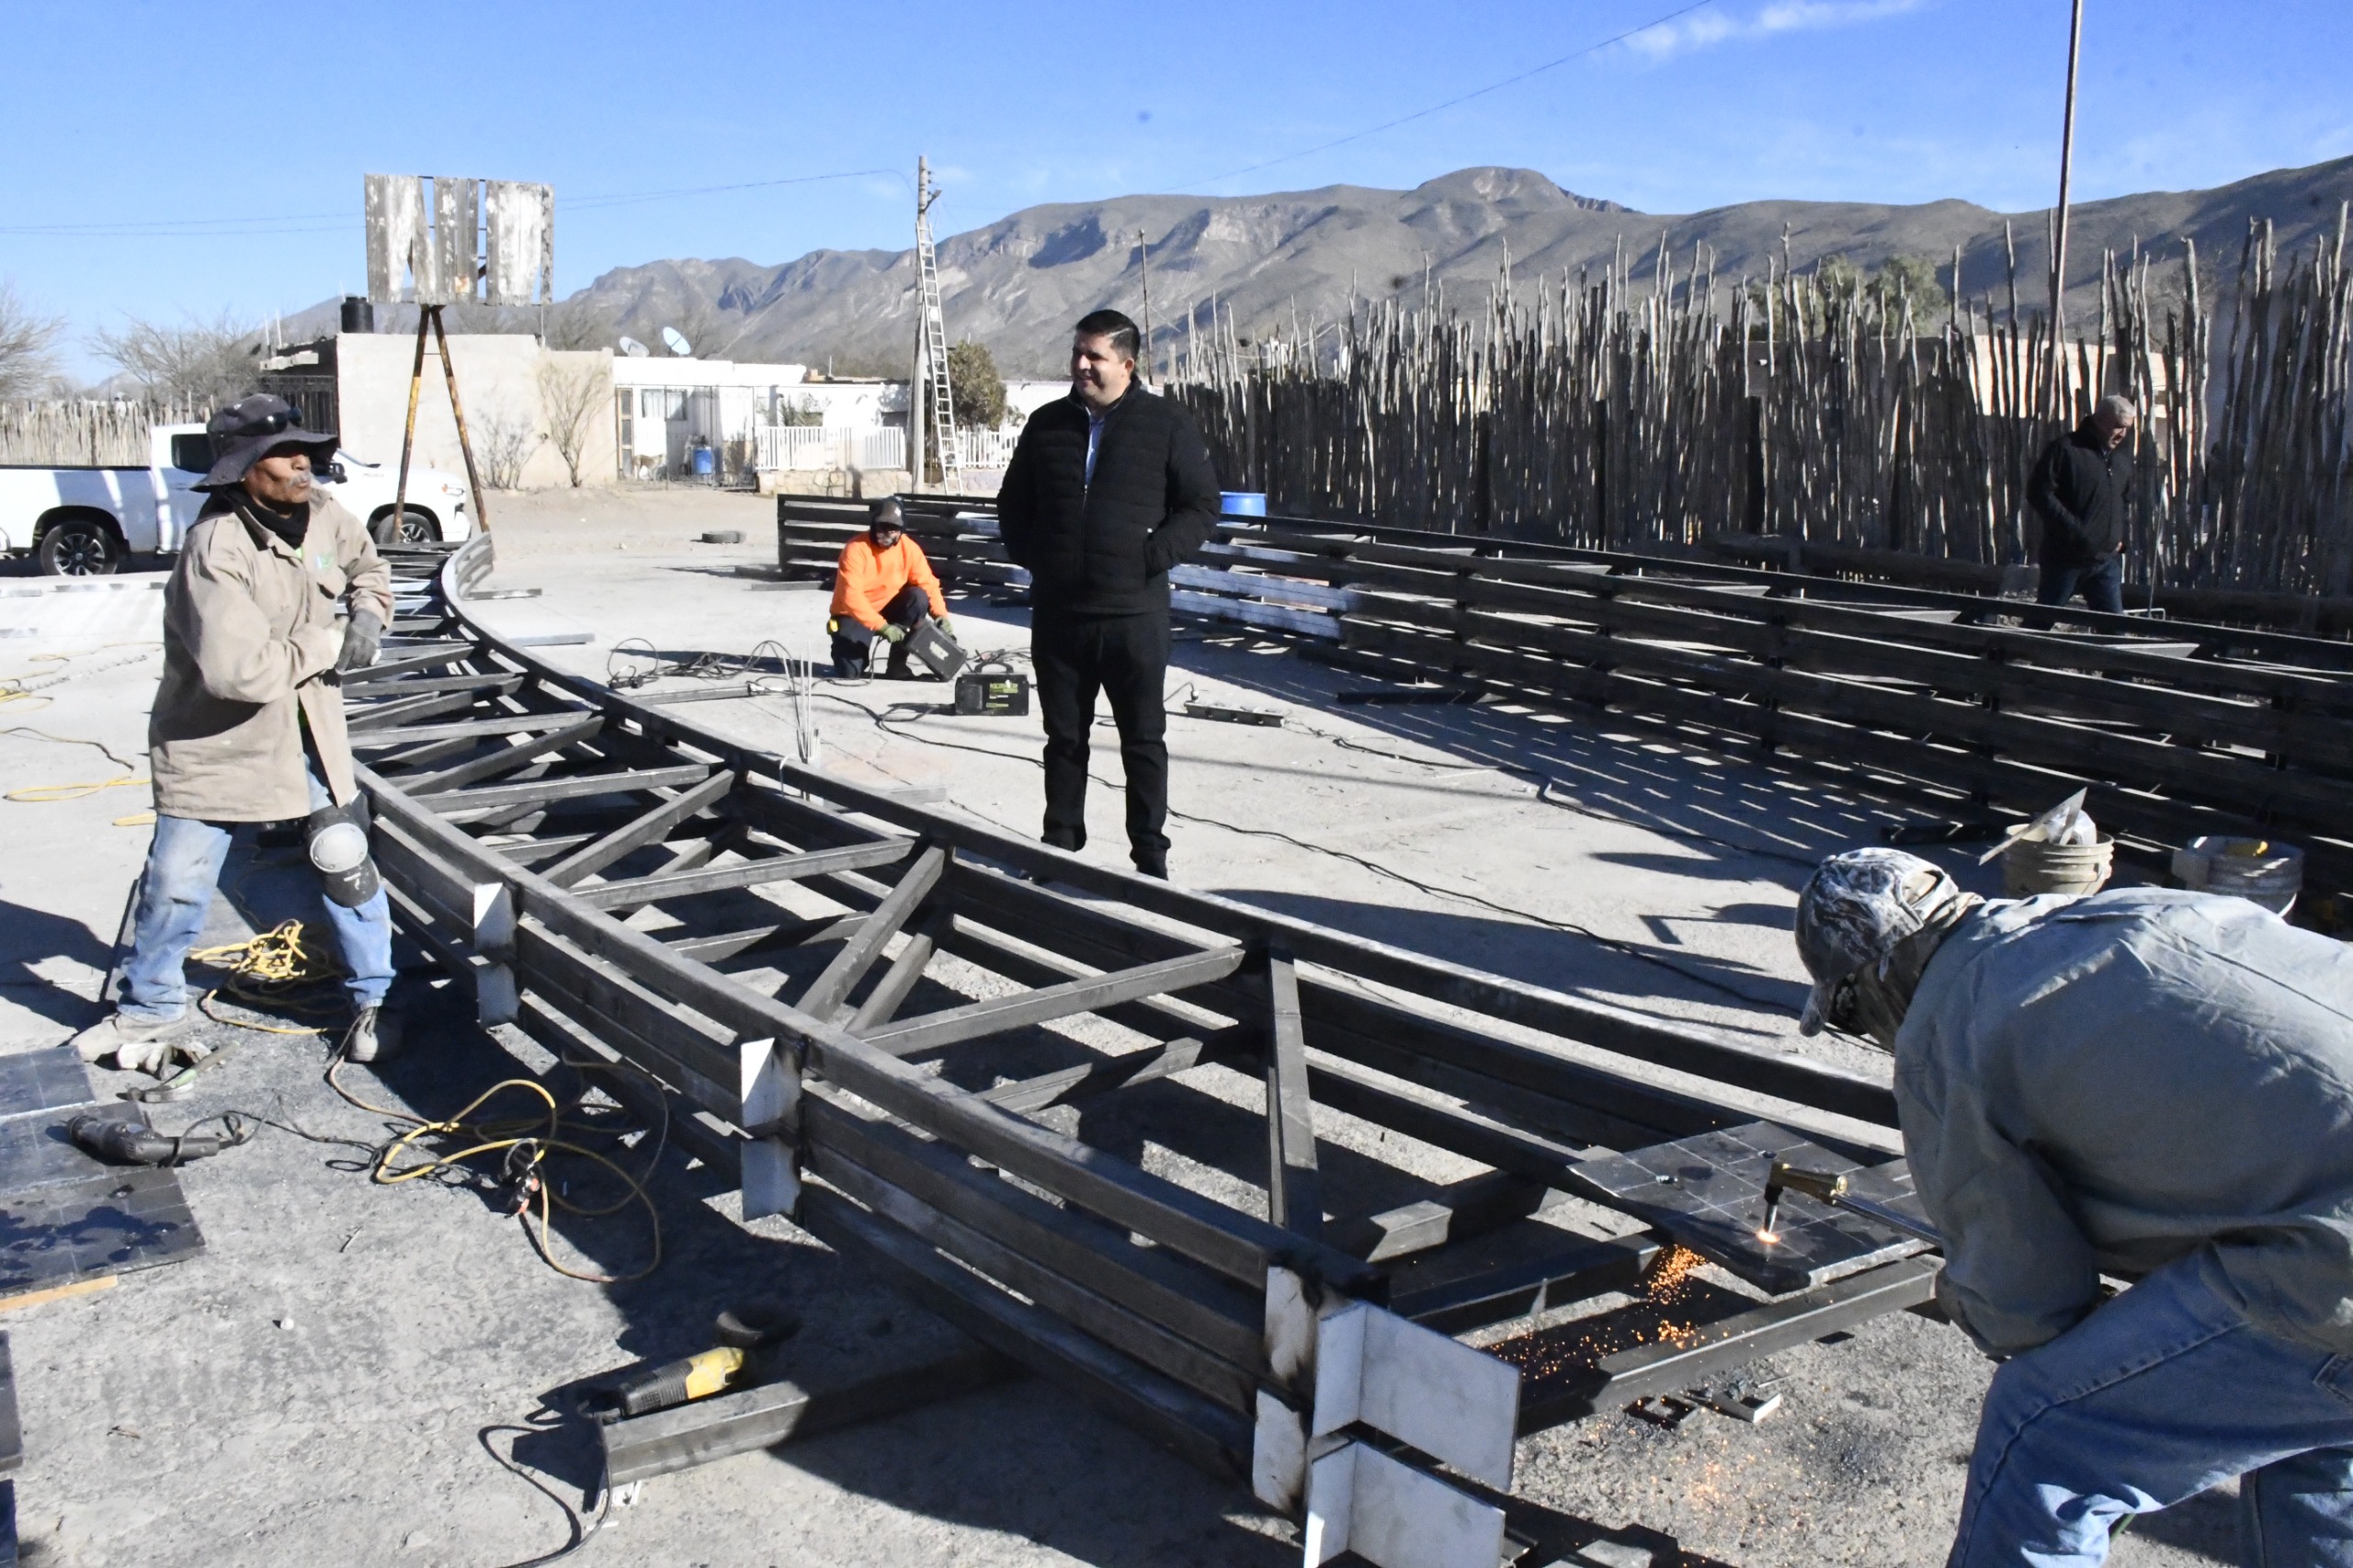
[915,158,960,485]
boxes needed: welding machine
[904,616,970,682]
[954,659,1031,716]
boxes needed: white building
[608,357,911,480]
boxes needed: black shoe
[1134,858,1168,881]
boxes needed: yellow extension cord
[329,1062,666,1286]
[193,922,668,1284]
[0,644,161,825]
[190,919,344,1035]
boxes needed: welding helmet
[1793,848,1972,1037]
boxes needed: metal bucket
[2002,835,2115,896]
[2173,835,2303,915]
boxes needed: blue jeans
[1949,1248,2353,1567]
[2037,556,2125,614]
[119,765,394,1024]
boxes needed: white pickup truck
[0,423,475,575]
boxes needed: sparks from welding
[1755,1227,1781,1246]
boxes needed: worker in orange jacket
[830,496,950,677]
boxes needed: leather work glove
[117,1034,211,1079]
[880,624,908,644]
[338,609,384,672]
[934,616,956,640]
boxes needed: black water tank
[340,296,374,333]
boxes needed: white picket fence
[752,424,1023,474]
[755,426,907,472]
[954,428,1021,470]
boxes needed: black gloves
[337,609,384,672]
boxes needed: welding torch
[1758,1162,1942,1247]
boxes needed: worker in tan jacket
[828,496,950,676]
[73,394,400,1075]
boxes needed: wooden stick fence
[1168,210,2352,607]
[0,399,211,468]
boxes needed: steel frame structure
[361,537,1938,1562]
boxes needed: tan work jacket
[149,494,393,822]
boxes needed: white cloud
[1622,0,1927,63]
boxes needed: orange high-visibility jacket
[831,534,947,630]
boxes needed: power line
[1178,0,1719,190]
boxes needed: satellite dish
[618,336,650,358]
[661,326,694,358]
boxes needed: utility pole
[910,156,927,490]
[2049,0,2086,419]
[1137,228,1153,383]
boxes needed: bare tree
[536,358,606,487]
[475,403,543,489]
[540,299,615,351]
[89,312,256,404]
[0,282,64,400]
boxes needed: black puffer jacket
[2029,419,2134,567]
[996,390,1221,616]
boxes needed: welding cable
[0,725,158,824]
[479,1415,614,1567]
[607,638,802,691]
[808,692,1791,1010]
[326,1055,667,1286]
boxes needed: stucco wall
[336,333,615,490]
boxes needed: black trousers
[1031,608,1170,868]
[830,584,929,676]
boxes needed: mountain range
[339,156,2353,378]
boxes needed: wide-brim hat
[191,392,339,493]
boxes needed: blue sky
[5,0,2347,377]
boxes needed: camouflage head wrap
[1794,848,1979,1038]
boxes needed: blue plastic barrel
[1220,491,1267,517]
[691,445,717,476]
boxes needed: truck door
[161,432,214,551]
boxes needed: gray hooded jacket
[1895,887,2353,1358]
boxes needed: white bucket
[2002,835,2115,896]
[2173,835,2303,915]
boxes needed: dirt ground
[0,484,2237,1567]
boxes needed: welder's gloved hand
[337,609,384,672]
[880,624,907,644]
[934,616,956,640]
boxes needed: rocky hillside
[473,157,2353,375]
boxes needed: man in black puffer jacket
[2029,393,2137,614]
[997,309,1221,878]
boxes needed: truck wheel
[373,508,439,546]
[37,520,121,576]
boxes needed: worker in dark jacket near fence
[2029,393,2137,613]
[996,309,1220,879]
